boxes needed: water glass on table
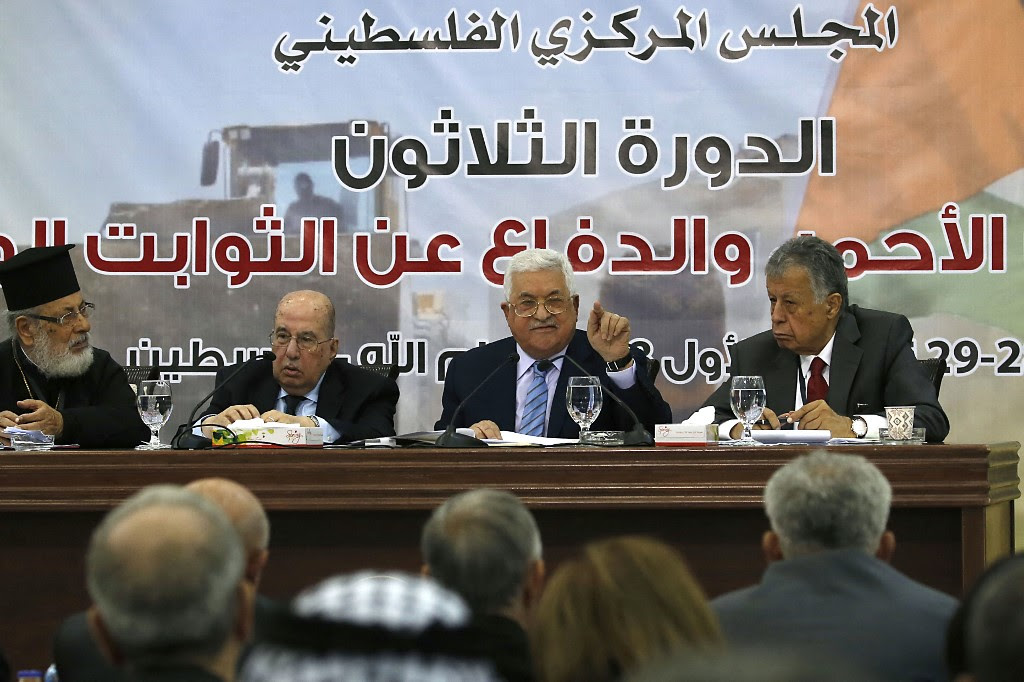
[136,379,173,449]
[728,375,767,445]
[566,376,603,444]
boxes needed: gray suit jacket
[703,305,949,442]
[712,550,958,682]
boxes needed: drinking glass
[136,380,173,449]
[566,376,603,441]
[729,375,766,445]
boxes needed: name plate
[654,423,719,446]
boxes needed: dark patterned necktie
[283,394,305,415]
[807,357,828,403]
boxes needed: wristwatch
[605,353,633,372]
[307,416,321,428]
[851,416,868,438]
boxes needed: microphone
[171,351,275,450]
[560,351,654,446]
[436,352,520,448]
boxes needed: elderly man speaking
[435,248,671,439]
[0,244,149,447]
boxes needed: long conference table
[0,441,1018,671]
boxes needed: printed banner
[2,1,1021,451]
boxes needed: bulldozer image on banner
[72,120,406,422]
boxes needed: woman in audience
[530,536,722,682]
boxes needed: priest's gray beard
[28,331,94,378]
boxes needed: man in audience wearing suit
[202,290,398,444]
[421,488,543,682]
[84,485,253,681]
[55,478,274,682]
[435,248,671,438]
[712,450,957,682]
[0,244,149,447]
[702,235,948,442]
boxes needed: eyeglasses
[508,296,569,318]
[26,302,95,327]
[268,331,334,353]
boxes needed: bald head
[187,477,269,586]
[86,485,245,661]
[276,290,335,339]
[186,478,269,553]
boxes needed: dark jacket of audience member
[712,451,957,682]
[950,555,1024,682]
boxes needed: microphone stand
[561,351,654,446]
[171,351,275,450]
[435,352,519,448]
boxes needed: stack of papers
[395,429,577,447]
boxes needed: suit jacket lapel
[764,348,799,414]
[827,312,862,413]
[491,339,518,431]
[254,373,282,413]
[316,362,346,419]
[547,332,588,437]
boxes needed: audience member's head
[628,646,880,682]
[86,485,250,678]
[421,489,544,623]
[186,477,270,586]
[953,555,1024,682]
[763,450,894,561]
[240,571,499,681]
[531,536,722,682]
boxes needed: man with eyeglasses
[201,290,398,444]
[0,244,150,447]
[435,248,671,439]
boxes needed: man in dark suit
[421,489,544,682]
[711,451,958,682]
[435,249,671,439]
[202,290,398,444]
[703,235,948,442]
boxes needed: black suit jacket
[435,329,672,437]
[703,305,949,442]
[0,339,149,447]
[208,357,398,443]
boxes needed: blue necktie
[521,361,551,436]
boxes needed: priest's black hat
[0,244,81,310]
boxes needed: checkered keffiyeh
[240,571,499,682]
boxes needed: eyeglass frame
[24,302,95,327]
[268,330,336,353]
[506,295,572,318]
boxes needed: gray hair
[765,235,848,307]
[764,451,891,557]
[4,306,39,338]
[502,248,576,301]
[964,558,1024,682]
[421,489,542,613]
[86,485,245,662]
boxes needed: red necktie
[807,357,828,403]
